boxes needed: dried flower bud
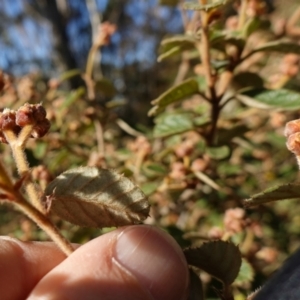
[256,247,278,263]
[174,140,194,158]
[224,208,246,234]
[286,132,300,155]
[191,158,209,172]
[31,119,51,138]
[284,119,300,137]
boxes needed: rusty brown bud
[33,104,47,122]
[0,109,17,130]
[31,119,51,138]
[286,132,300,155]
[284,119,300,138]
[16,103,35,126]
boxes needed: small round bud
[284,119,300,137]
[286,132,300,155]
[191,158,209,172]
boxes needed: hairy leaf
[183,0,226,11]
[43,167,150,228]
[149,78,199,116]
[184,240,242,285]
[245,183,300,207]
[238,88,300,110]
[153,112,194,138]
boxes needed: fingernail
[114,225,189,300]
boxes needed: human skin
[0,225,189,300]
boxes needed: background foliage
[1,0,300,299]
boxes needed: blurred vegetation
[1,0,300,299]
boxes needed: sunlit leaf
[153,112,194,138]
[149,78,199,116]
[158,35,196,62]
[44,167,150,228]
[157,46,181,62]
[238,88,300,110]
[188,269,205,300]
[244,183,300,207]
[183,0,226,11]
[184,240,242,285]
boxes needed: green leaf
[149,78,199,116]
[231,72,264,91]
[206,145,230,160]
[244,183,300,207]
[238,88,300,110]
[184,240,242,285]
[44,167,150,228]
[157,46,181,62]
[158,35,196,62]
[153,112,194,138]
[234,259,254,287]
[188,269,205,300]
[140,182,160,196]
[142,162,168,178]
[59,69,81,82]
[242,17,270,38]
[183,0,226,11]
[244,41,300,60]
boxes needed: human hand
[0,225,189,300]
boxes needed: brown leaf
[43,167,150,228]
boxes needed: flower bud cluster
[285,119,300,156]
[0,103,50,143]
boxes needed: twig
[4,128,45,213]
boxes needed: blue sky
[0,0,182,76]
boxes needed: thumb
[28,225,189,300]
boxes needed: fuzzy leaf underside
[43,167,150,228]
